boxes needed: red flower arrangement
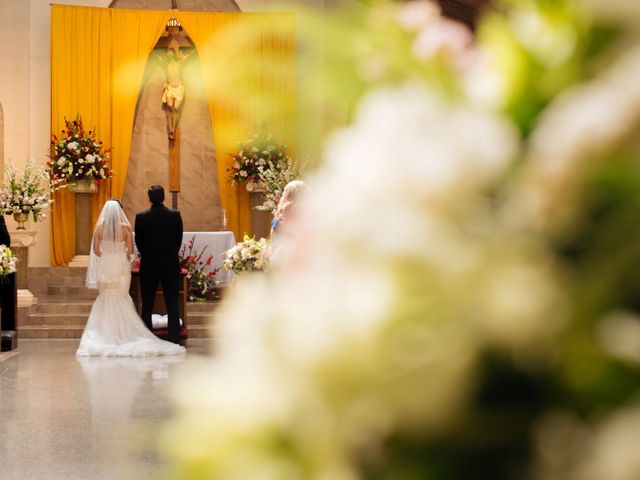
[179,236,220,301]
[48,115,112,188]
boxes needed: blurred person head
[275,180,305,223]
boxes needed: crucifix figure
[156,20,193,208]
[159,36,191,141]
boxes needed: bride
[76,200,185,357]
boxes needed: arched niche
[109,0,239,12]
[122,28,223,231]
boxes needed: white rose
[67,141,78,151]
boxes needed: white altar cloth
[181,232,236,285]
[133,231,236,285]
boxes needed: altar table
[133,231,236,285]
[181,232,236,285]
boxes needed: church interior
[2,0,640,479]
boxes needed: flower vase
[70,179,98,194]
[13,212,29,230]
[245,181,266,193]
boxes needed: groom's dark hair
[148,185,165,205]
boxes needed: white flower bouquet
[222,235,269,273]
[0,245,17,277]
[158,2,640,479]
[254,154,301,214]
[0,159,54,221]
[227,133,292,189]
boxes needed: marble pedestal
[9,229,37,307]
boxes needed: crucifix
[157,9,193,209]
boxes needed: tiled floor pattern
[0,339,212,479]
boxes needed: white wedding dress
[76,240,185,357]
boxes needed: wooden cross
[169,128,180,208]
[157,23,193,209]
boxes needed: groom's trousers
[139,269,181,344]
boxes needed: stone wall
[0,102,3,180]
[122,49,223,231]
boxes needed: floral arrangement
[158,1,640,479]
[179,236,219,301]
[227,133,292,188]
[0,159,55,221]
[254,154,300,214]
[0,245,17,277]
[222,235,268,273]
[48,116,112,188]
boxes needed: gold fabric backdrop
[50,5,296,265]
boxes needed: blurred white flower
[397,0,440,31]
[333,85,514,197]
[464,50,510,109]
[413,17,475,69]
[511,4,577,67]
[506,46,640,232]
[597,311,640,365]
[577,405,640,480]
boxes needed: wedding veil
[86,200,132,289]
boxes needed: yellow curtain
[178,12,296,237]
[51,7,296,264]
[51,5,169,265]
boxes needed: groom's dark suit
[134,203,183,344]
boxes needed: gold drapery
[177,12,296,237]
[51,5,170,265]
[51,6,296,265]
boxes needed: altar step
[28,266,98,299]
[19,297,223,340]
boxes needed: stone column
[9,229,37,307]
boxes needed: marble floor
[0,339,212,479]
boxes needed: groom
[134,185,184,344]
